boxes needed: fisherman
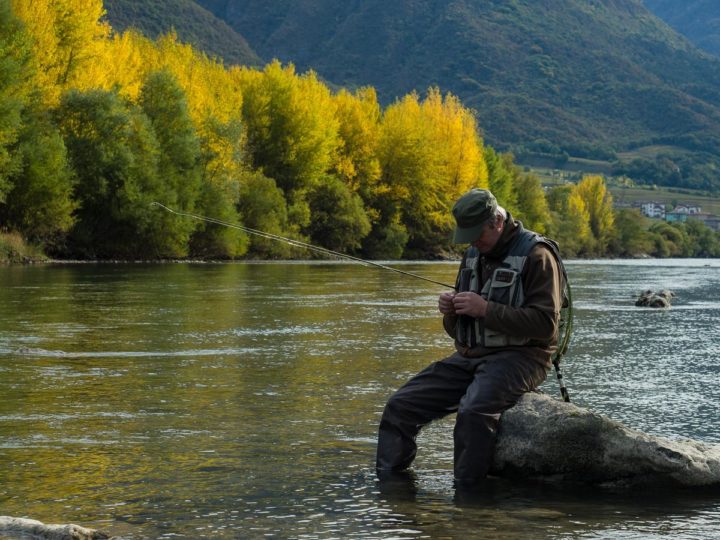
[376,188,565,487]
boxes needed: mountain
[644,0,720,58]
[194,0,720,173]
[103,0,261,67]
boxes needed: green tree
[648,221,690,257]
[1,108,76,246]
[684,219,720,257]
[484,147,517,212]
[237,170,288,258]
[56,88,172,258]
[191,116,248,259]
[608,209,653,257]
[512,171,550,234]
[305,175,371,253]
[0,0,32,201]
[139,69,202,255]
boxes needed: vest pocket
[486,267,519,305]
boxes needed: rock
[635,289,675,308]
[0,516,111,540]
[492,393,720,489]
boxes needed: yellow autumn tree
[376,89,487,255]
[235,61,340,232]
[332,87,382,199]
[11,0,110,104]
[574,175,615,253]
[547,184,593,257]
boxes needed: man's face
[471,217,503,254]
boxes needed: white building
[639,201,666,219]
[672,204,702,215]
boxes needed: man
[376,188,564,486]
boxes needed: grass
[0,231,48,263]
[616,145,692,160]
[609,186,720,214]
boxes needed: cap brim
[453,222,487,244]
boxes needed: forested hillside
[1,0,719,263]
[197,0,720,192]
[644,0,720,58]
[103,0,260,67]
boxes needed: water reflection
[1,261,719,539]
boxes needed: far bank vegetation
[1,0,719,262]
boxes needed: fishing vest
[456,225,564,348]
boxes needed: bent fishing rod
[151,202,456,290]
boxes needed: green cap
[452,188,498,243]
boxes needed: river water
[1,259,719,539]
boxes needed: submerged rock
[635,289,675,308]
[0,516,111,540]
[492,393,720,489]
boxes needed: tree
[512,171,550,234]
[0,0,32,201]
[191,116,248,258]
[1,108,76,246]
[237,170,288,258]
[332,87,382,201]
[648,222,690,257]
[238,62,339,198]
[683,219,720,257]
[11,0,110,104]
[56,88,173,258]
[305,175,371,253]
[139,69,202,254]
[574,175,615,253]
[376,89,487,256]
[608,209,653,257]
[546,185,592,257]
[485,147,517,211]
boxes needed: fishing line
[151,202,456,289]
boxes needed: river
[1,259,719,539]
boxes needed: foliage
[138,69,202,255]
[1,107,76,246]
[237,61,339,198]
[57,88,172,258]
[102,0,261,67]
[376,89,487,255]
[573,175,615,253]
[236,170,288,258]
[0,230,47,262]
[196,0,720,193]
[0,0,32,201]
[2,1,719,263]
[305,175,371,253]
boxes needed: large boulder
[492,392,720,488]
[0,516,110,540]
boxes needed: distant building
[672,204,702,215]
[638,201,666,219]
[665,212,688,224]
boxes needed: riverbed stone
[0,516,110,540]
[492,392,720,488]
[635,289,675,308]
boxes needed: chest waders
[456,225,573,402]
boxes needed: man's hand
[438,291,456,314]
[452,291,488,318]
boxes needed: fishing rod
[151,202,456,289]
